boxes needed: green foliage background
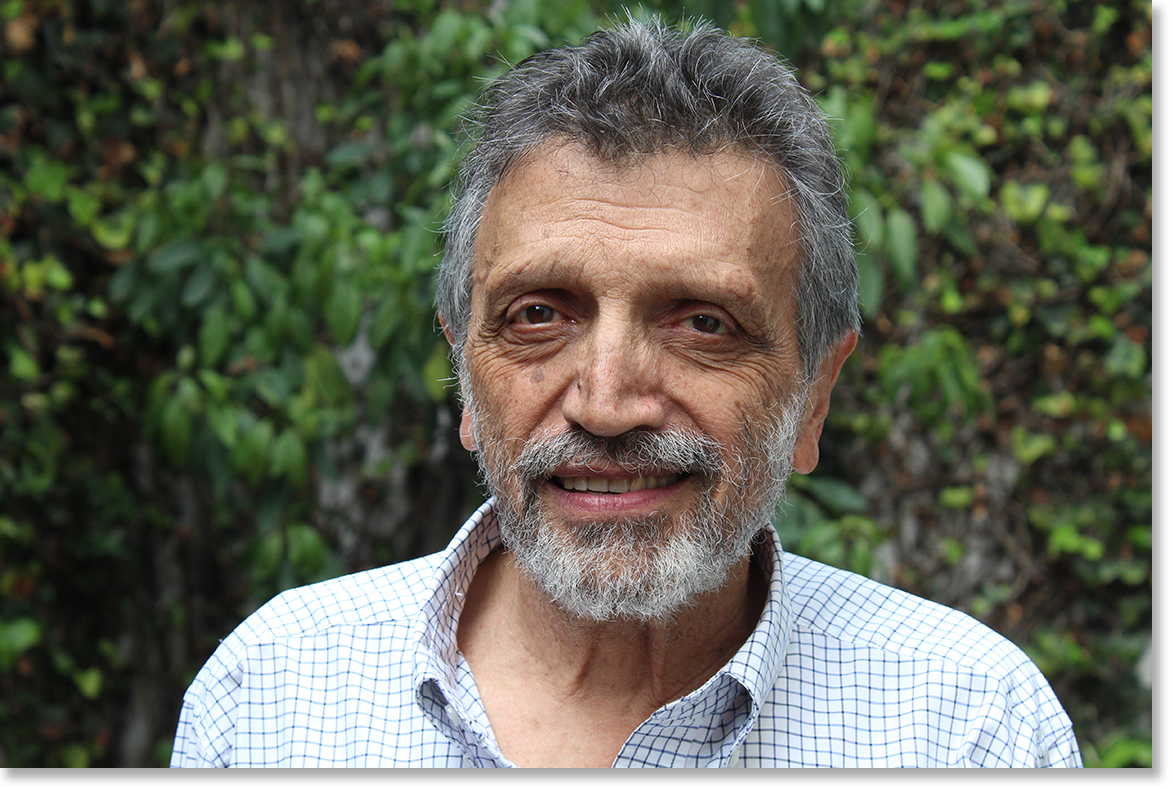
[0,0,1151,767]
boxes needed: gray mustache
[510,428,724,480]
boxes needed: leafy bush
[0,0,1149,766]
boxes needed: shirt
[171,499,1082,767]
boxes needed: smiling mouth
[553,474,687,494]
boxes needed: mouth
[552,473,687,494]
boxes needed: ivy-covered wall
[0,0,1151,767]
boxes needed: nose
[560,317,668,437]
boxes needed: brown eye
[690,314,724,334]
[522,304,557,324]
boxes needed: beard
[467,394,807,623]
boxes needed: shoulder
[233,551,444,643]
[784,551,1025,675]
[769,552,1081,767]
[171,551,446,767]
[192,548,447,680]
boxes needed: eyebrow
[476,255,585,309]
[481,250,771,301]
[478,253,783,344]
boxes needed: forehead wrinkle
[482,256,591,302]
[474,144,802,329]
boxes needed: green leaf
[181,263,218,308]
[206,404,240,449]
[325,140,377,169]
[1032,391,1076,418]
[1011,425,1057,465]
[1104,335,1147,379]
[941,537,965,565]
[287,523,327,578]
[7,344,40,382]
[368,293,402,351]
[231,279,257,321]
[208,37,245,61]
[885,207,918,290]
[795,475,869,515]
[159,392,195,465]
[1096,737,1152,769]
[59,745,91,769]
[1005,81,1053,115]
[201,162,228,200]
[260,226,301,256]
[945,151,990,200]
[1048,523,1103,561]
[41,255,73,290]
[919,179,952,234]
[196,369,230,401]
[304,345,352,406]
[24,153,69,201]
[0,618,42,670]
[148,238,202,274]
[325,281,363,346]
[198,306,233,367]
[1000,181,1050,224]
[92,210,136,250]
[855,249,884,321]
[67,186,102,227]
[270,428,308,486]
[850,188,883,252]
[73,667,103,700]
[232,418,275,485]
[924,61,956,81]
[938,486,975,509]
[253,531,283,580]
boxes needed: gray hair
[436,18,859,381]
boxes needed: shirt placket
[612,673,756,768]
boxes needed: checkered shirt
[171,499,1082,767]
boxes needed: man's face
[457,143,832,620]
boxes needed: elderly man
[171,20,1080,768]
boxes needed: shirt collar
[410,499,794,760]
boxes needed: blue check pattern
[171,499,1081,767]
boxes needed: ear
[459,405,476,452]
[792,331,857,475]
[440,315,477,452]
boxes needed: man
[171,20,1081,767]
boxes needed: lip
[542,473,693,515]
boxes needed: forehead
[472,143,800,297]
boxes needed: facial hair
[468,395,807,623]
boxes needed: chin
[498,496,762,623]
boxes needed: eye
[689,314,727,334]
[518,304,559,324]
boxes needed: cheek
[662,354,792,427]
[465,346,561,437]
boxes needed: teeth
[558,475,680,493]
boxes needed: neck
[457,541,767,722]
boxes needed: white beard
[469,395,807,623]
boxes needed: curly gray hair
[436,18,859,381]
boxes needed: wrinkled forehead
[469,142,803,346]
[491,138,792,204]
[474,141,799,267]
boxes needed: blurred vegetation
[0,0,1150,768]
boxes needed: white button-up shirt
[171,500,1081,767]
